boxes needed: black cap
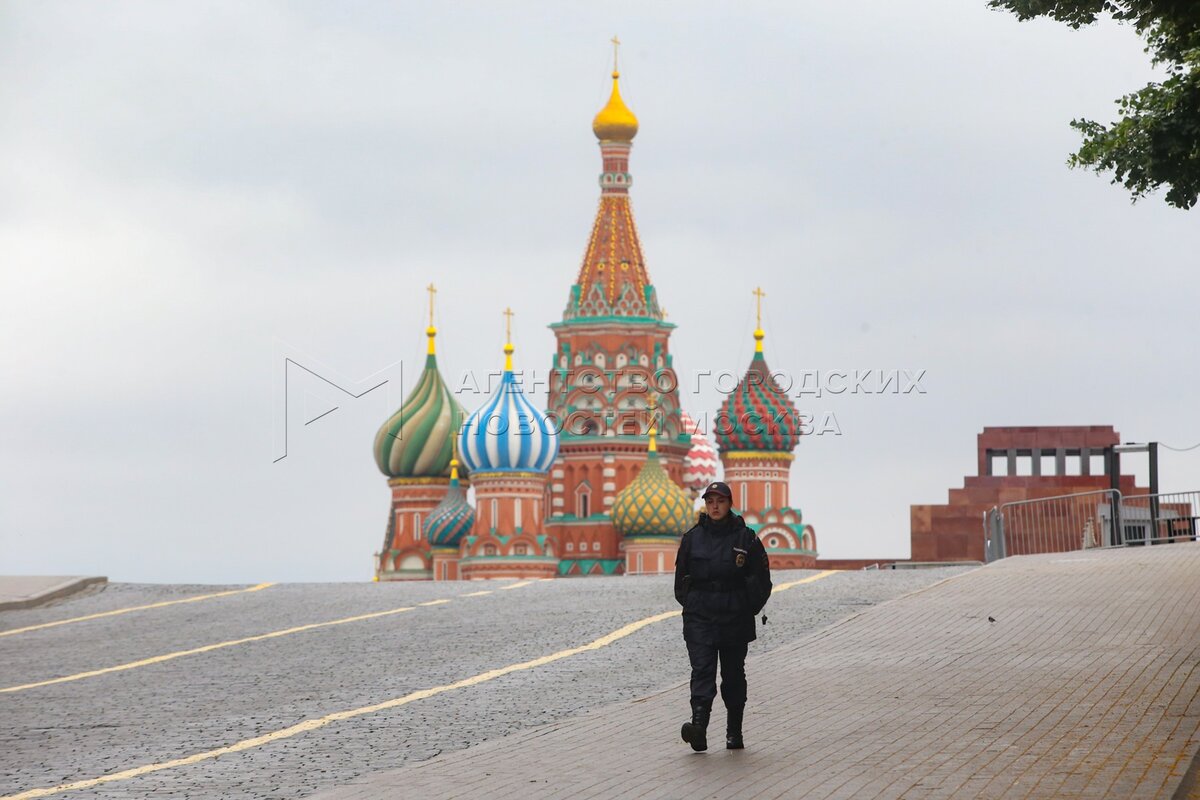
[701,481,732,500]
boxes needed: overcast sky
[3,1,1198,583]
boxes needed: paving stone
[306,545,1200,800]
[1,568,964,798]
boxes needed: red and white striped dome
[680,411,720,493]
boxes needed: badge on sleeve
[733,546,747,568]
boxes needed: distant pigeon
[988,616,996,623]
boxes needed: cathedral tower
[457,312,561,580]
[715,290,817,569]
[546,46,689,576]
[372,286,468,580]
[612,399,695,575]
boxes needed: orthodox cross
[503,307,514,341]
[753,286,766,327]
[611,35,621,72]
[426,283,436,326]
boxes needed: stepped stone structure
[909,425,1149,562]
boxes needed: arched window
[576,482,591,518]
[490,499,498,531]
[739,483,747,510]
[765,483,772,509]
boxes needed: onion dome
[612,409,694,537]
[458,321,559,474]
[680,411,720,493]
[374,322,468,479]
[424,458,474,548]
[592,70,638,143]
[716,317,802,454]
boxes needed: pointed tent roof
[559,58,664,325]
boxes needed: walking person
[674,481,773,751]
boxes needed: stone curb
[0,576,108,611]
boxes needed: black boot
[726,705,745,749]
[680,704,710,752]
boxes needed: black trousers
[686,640,748,711]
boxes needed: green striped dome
[612,450,694,537]
[374,352,468,479]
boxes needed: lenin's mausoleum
[371,60,818,581]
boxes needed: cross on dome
[752,287,766,353]
[593,37,638,143]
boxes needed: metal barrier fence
[985,490,1120,562]
[985,490,1199,562]
[1109,491,1200,545]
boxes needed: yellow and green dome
[373,326,468,479]
[612,420,693,538]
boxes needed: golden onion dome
[592,71,639,142]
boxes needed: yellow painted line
[461,590,493,597]
[772,569,838,594]
[0,604,419,694]
[1,608,683,800]
[2,580,540,694]
[500,579,535,590]
[0,583,275,638]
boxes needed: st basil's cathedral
[372,54,817,581]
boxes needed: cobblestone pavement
[0,567,967,799]
[308,545,1200,800]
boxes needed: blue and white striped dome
[459,344,559,474]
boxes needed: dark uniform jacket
[674,512,772,645]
